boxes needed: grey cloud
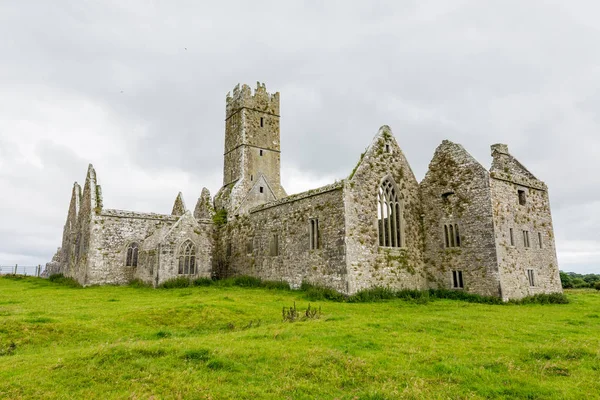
[0,0,598,272]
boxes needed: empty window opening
[509,228,515,246]
[178,240,196,275]
[246,239,253,255]
[226,242,232,257]
[259,186,264,193]
[441,191,455,203]
[259,149,263,156]
[518,190,527,206]
[452,270,464,289]
[309,218,319,250]
[444,225,450,247]
[251,175,253,181]
[270,234,279,256]
[523,230,530,248]
[527,269,535,287]
[260,117,264,127]
[377,178,403,247]
[538,232,543,249]
[444,224,461,248]
[385,144,390,153]
[125,242,139,267]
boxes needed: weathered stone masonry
[48,82,562,300]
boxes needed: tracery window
[377,177,403,247]
[125,242,139,267]
[178,240,196,275]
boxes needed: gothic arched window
[126,242,139,267]
[377,177,403,248]
[178,240,196,275]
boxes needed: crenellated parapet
[226,82,280,118]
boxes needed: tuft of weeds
[301,282,346,302]
[0,341,17,356]
[128,279,152,288]
[47,274,82,288]
[193,277,213,286]
[283,302,321,322]
[509,293,570,305]
[159,277,193,289]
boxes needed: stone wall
[489,144,562,300]
[421,141,501,297]
[85,210,178,285]
[344,126,426,293]
[216,182,347,292]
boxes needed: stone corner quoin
[45,82,562,300]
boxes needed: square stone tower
[216,82,287,215]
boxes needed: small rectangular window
[452,270,464,289]
[538,232,543,249]
[385,144,390,153]
[270,234,279,256]
[518,190,526,206]
[259,186,264,193]
[523,230,530,248]
[509,228,514,246]
[309,218,319,250]
[527,269,535,287]
[259,149,263,156]
[260,117,264,127]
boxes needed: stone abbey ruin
[47,82,562,300]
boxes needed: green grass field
[1,276,599,399]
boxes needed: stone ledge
[100,209,179,222]
[250,181,344,213]
[490,172,547,191]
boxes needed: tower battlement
[226,82,280,118]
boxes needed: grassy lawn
[0,276,599,399]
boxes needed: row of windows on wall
[231,218,321,259]
[451,269,537,289]
[509,228,543,248]
[124,240,197,276]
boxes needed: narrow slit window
[518,190,526,206]
[309,218,319,250]
[444,225,450,247]
[246,239,253,255]
[452,270,464,289]
[523,230,530,248]
[527,269,535,287]
[377,177,403,248]
[385,144,390,153]
[270,234,279,256]
[509,228,514,246]
[538,232,543,249]
[260,117,264,127]
[454,224,461,247]
[259,149,263,156]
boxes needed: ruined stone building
[47,83,563,300]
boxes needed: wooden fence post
[37,265,40,277]
[14,264,18,275]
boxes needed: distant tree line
[560,271,600,290]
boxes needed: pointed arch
[178,240,196,275]
[377,176,404,248]
[125,242,139,267]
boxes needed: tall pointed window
[377,177,403,247]
[125,242,139,267]
[178,240,196,275]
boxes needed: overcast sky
[1,1,598,273]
